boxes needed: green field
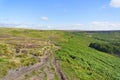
[0,28,120,80]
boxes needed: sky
[0,0,120,30]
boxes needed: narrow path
[52,55,66,80]
[2,50,49,80]
[1,46,66,80]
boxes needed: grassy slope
[0,28,120,80]
[56,32,120,80]
[0,28,66,78]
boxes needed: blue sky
[0,0,120,30]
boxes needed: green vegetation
[0,28,56,78]
[56,32,120,80]
[89,42,120,56]
[0,28,120,80]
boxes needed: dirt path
[2,50,49,80]
[52,56,66,80]
[1,47,66,80]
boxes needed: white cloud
[0,22,51,30]
[50,22,120,30]
[110,0,120,8]
[0,21,120,30]
[50,24,84,30]
[88,21,120,30]
[40,17,49,21]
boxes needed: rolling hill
[0,28,120,80]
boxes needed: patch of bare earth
[1,45,66,80]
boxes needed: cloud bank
[88,21,120,30]
[0,21,120,30]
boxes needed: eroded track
[2,45,66,80]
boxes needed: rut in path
[1,48,66,80]
[52,56,66,80]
